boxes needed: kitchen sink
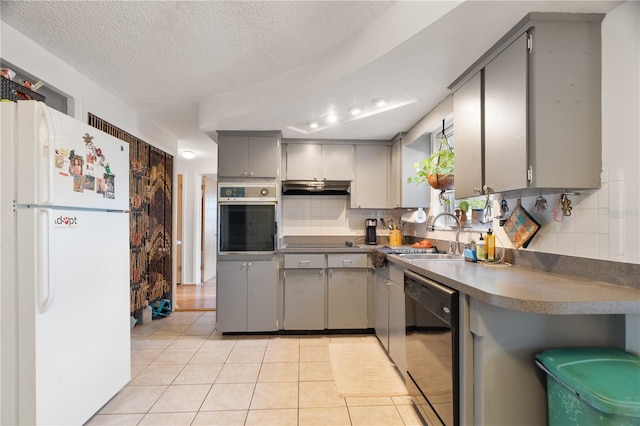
[397,253,464,261]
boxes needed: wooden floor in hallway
[175,278,216,311]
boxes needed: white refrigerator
[1,101,131,425]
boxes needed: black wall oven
[218,183,277,254]
[405,269,459,426]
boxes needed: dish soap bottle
[476,233,486,260]
[486,228,496,260]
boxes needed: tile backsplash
[281,168,638,264]
[281,195,395,239]
[494,169,629,262]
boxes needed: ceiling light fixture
[181,150,195,159]
[287,96,417,136]
[373,98,388,107]
[349,106,363,116]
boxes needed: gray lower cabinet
[217,260,278,332]
[469,297,624,425]
[373,263,406,377]
[374,267,390,350]
[327,254,369,329]
[328,269,368,329]
[387,273,406,377]
[283,268,325,330]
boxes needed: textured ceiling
[1,0,621,160]
[1,1,394,105]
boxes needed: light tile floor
[87,311,427,426]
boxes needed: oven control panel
[219,183,277,201]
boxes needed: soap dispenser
[476,233,486,260]
[486,228,496,260]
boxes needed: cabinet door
[283,269,325,330]
[327,269,368,329]
[453,72,484,199]
[217,261,248,332]
[286,144,320,180]
[388,279,406,378]
[388,141,402,208]
[248,136,279,178]
[373,269,390,351]
[484,33,529,194]
[247,261,278,332]
[351,145,388,208]
[321,145,354,180]
[218,136,249,177]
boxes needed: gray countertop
[277,238,640,315]
[386,253,640,315]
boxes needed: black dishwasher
[405,269,459,426]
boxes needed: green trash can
[536,348,640,426]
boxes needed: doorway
[175,174,217,311]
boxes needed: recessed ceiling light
[327,113,338,123]
[373,98,388,107]
[349,106,363,116]
[181,150,195,159]
[309,121,318,129]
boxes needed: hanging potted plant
[407,137,454,190]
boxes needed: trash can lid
[536,348,640,417]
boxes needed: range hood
[282,180,351,195]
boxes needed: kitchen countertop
[386,253,640,315]
[278,240,429,254]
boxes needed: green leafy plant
[407,138,454,189]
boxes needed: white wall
[0,24,176,155]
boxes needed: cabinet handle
[386,280,392,287]
[242,172,249,177]
[329,269,333,277]
[299,260,310,267]
[342,259,353,266]
[247,262,253,267]
[249,171,254,176]
[473,187,482,194]
[319,270,324,277]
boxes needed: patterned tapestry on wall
[88,113,173,313]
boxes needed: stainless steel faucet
[428,212,461,255]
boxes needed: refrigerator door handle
[39,102,56,205]
[38,209,56,313]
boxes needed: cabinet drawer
[284,254,325,269]
[327,253,368,268]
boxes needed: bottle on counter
[486,228,496,260]
[476,233,486,260]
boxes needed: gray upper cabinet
[218,132,280,178]
[351,144,388,209]
[450,13,604,198]
[285,143,353,181]
[453,72,483,199]
[388,135,430,208]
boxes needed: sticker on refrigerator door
[69,155,83,176]
[56,148,70,176]
[83,133,107,167]
[83,175,95,191]
[73,175,84,192]
[54,215,78,227]
[103,174,115,199]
